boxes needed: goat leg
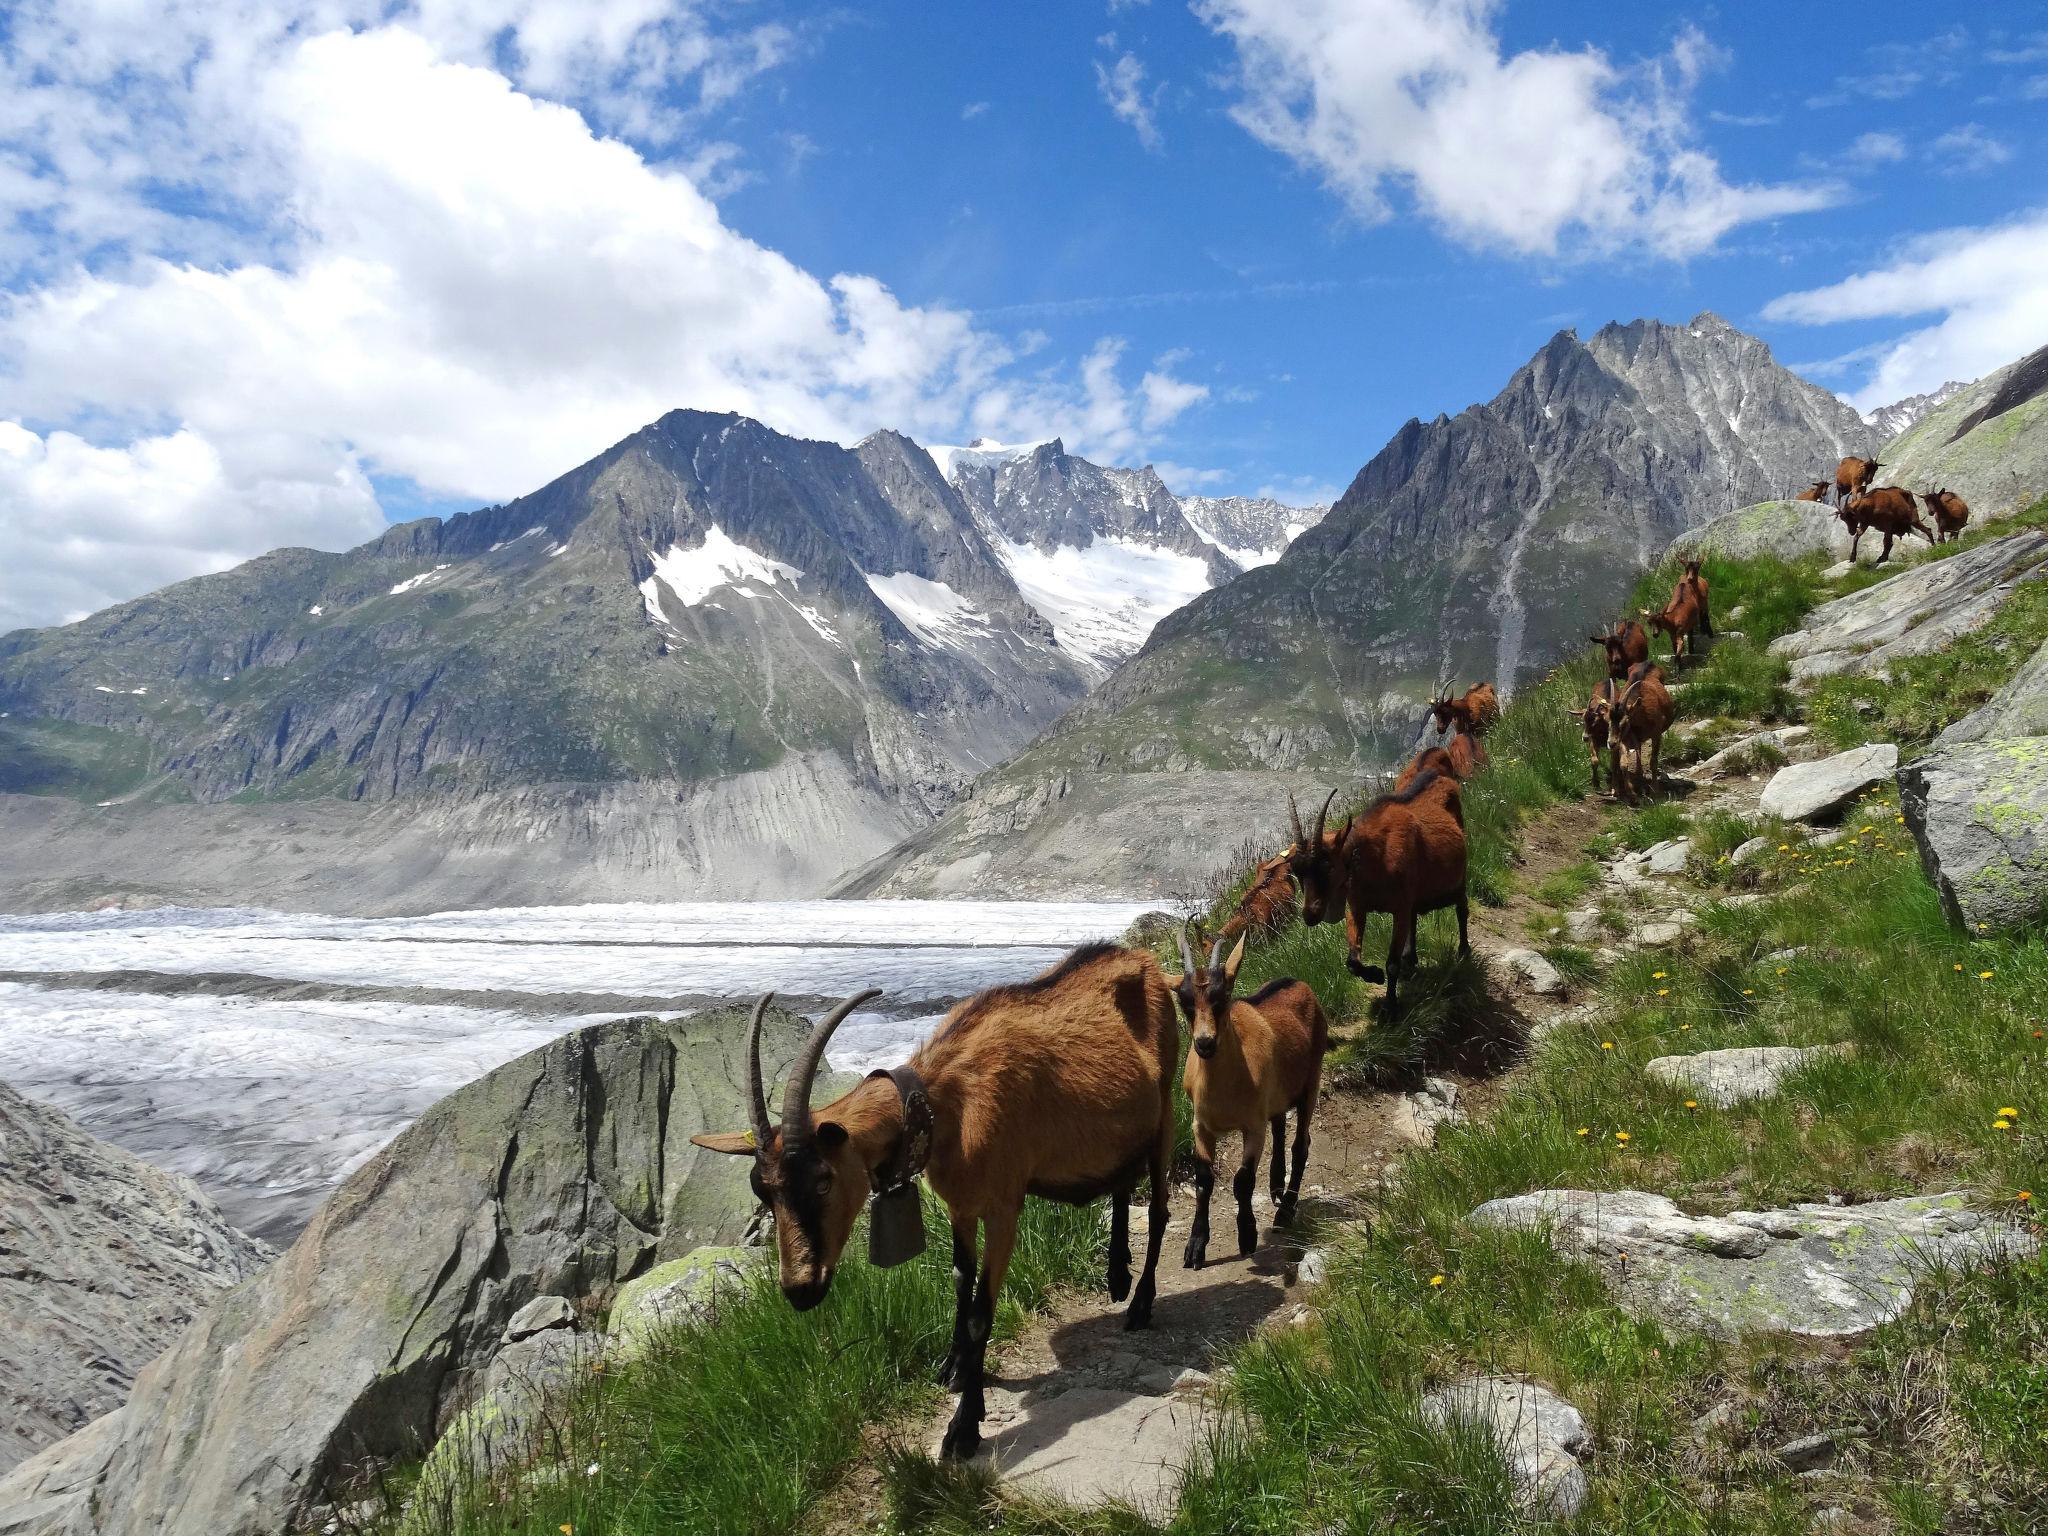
[1344,909,1384,983]
[1235,1123,1267,1257]
[1279,1099,1313,1225]
[937,1218,976,1389]
[1268,1113,1286,1208]
[1107,1189,1132,1303]
[1182,1125,1215,1269]
[1455,888,1471,959]
[1878,531,1895,565]
[1127,1119,1170,1328]
[940,1207,1015,1460]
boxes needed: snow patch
[926,436,1047,480]
[307,605,323,616]
[389,565,451,595]
[640,524,803,618]
[488,525,546,553]
[993,534,1212,674]
[863,570,990,650]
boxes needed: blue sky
[2,0,2045,627]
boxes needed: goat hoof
[937,1351,963,1389]
[1124,1294,1155,1331]
[1237,1219,1259,1256]
[1181,1237,1206,1269]
[939,1419,982,1461]
[1276,1196,1298,1225]
[1107,1263,1132,1302]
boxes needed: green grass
[1806,570,2048,755]
[1623,552,1829,724]
[378,1196,1105,1536]
[0,717,161,800]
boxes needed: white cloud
[1094,51,1164,152]
[1846,132,1907,165]
[1192,1,1838,259]
[0,23,1213,629]
[961,100,991,120]
[1929,123,2013,173]
[1763,210,2048,410]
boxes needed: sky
[1,0,2045,631]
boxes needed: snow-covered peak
[924,436,1050,480]
[1864,381,1970,443]
[1180,495,1329,569]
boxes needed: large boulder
[1643,1044,1852,1108]
[1420,1375,1588,1520]
[0,1083,272,1475]
[1897,738,2048,931]
[1669,500,1848,564]
[1757,744,1898,822]
[0,1006,830,1536]
[1935,640,2048,747]
[1768,531,2048,681]
[1469,1189,2034,1340]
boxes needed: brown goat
[1680,557,1714,639]
[691,948,1178,1459]
[1838,486,1933,565]
[1589,618,1650,681]
[1567,676,1618,792]
[1286,772,1469,1012]
[1609,661,1675,803]
[1795,479,1831,503]
[1834,455,1883,507]
[1397,732,1482,787]
[1215,850,1299,944]
[1919,487,1970,543]
[1640,580,1703,662]
[1170,929,1329,1268]
[1426,681,1501,738]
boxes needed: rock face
[1469,1189,2035,1340]
[0,1005,825,1536]
[1643,1044,1852,1108]
[1758,745,1898,823]
[1178,495,1328,568]
[1768,531,2048,681]
[1898,738,2048,932]
[1865,380,1971,442]
[854,314,1870,898]
[1936,639,2048,747]
[0,1082,272,1475]
[1879,340,2048,522]
[605,1246,758,1363]
[0,413,1095,912]
[1672,500,1848,564]
[1420,1375,1589,1519]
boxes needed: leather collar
[864,1064,932,1196]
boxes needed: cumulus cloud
[1192,0,1837,259]
[0,16,1210,629]
[1929,123,2013,174]
[1763,210,2048,410]
[1094,51,1164,152]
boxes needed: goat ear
[1221,933,1246,986]
[691,1130,758,1157]
[814,1121,849,1153]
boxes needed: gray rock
[1897,739,2048,931]
[946,1383,1205,1520]
[502,1296,574,1343]
[1645,838,1692,875]
[0,1005,834,1536]
[1469,1189,2035,1340]
[1694,727,1810,782]
[1392,1077,1464,1146]
[1643,1045,1852,1108]
[1821,560,1856,581]
[1671,500,1850,564]
[605,1246,758,1362]
[1296,1248,1330,1288]
[1562,908,1603,943]
[1498,949,1565,998]
[1774,1432,1837,1472]
[1632,913,1697,948]
[1420,1375,1588,1519]
[1770,532,2048,681]
[1936,639,2048,747]
[1758,745,1898,823]
[1730,837,1771,866]
[0,1082,273,1476]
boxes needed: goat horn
[781,987,884,1148]
[1312,787,1339,845]
[1207,932,1226,974]
[1178,920,1198,980]
[1287,792,1306,846]
[746,992,775,1153]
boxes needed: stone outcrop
[0,1005,827,1536]
[1420,1375,1589,1519]
[1935,640,2048,747]
[1671,500,1848,564]
[1468,1189,2034,1340]
[1758,745,1898,823]
[1643,1044,1852,1108]
[1897,738,2048,932]
[1767,532,2048,682]
[0,1082,272,1475]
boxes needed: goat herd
[1796,452,1970,566]
[692,458,1946,1458]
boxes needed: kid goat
[1568,676,1617,792]
[692,948,1179,1459]
[1640,558,1712,660]
[1171,927,1329,1269]
[1918,488,1970,543]
[1286,771,1469,1012]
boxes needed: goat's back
[918,944,1177,1211]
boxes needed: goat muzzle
[1193,1035,1218,1060]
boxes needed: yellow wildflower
[1994,1120,2012,1131]
[1999,1107,2020,1119]
[1685,1100,1698,1109]
[1429,1274,1446,1287]
[1657,988,1670,997]
[1614,1130,1631,1142]
[1601,1040,1615,1050]
[1981,971,1995,980]
[1576,1127,1590,1136]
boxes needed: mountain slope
[1180,494,1328,568]
[847,313,1876,898]
[1880,340,2048,516]
[0,412,1099,910]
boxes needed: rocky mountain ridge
[1864,379,1969,441]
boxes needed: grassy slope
[885,543,2048,1536]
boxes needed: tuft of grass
[1611,801,1688,852]
[1531,858,1601,909]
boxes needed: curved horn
[746,992,775,1153]
[1288,792,1307,846]
[1312,787,1339,845]
[1178,919,1198,980]
[781,987,884,1148]
[1207,932,1226,974]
